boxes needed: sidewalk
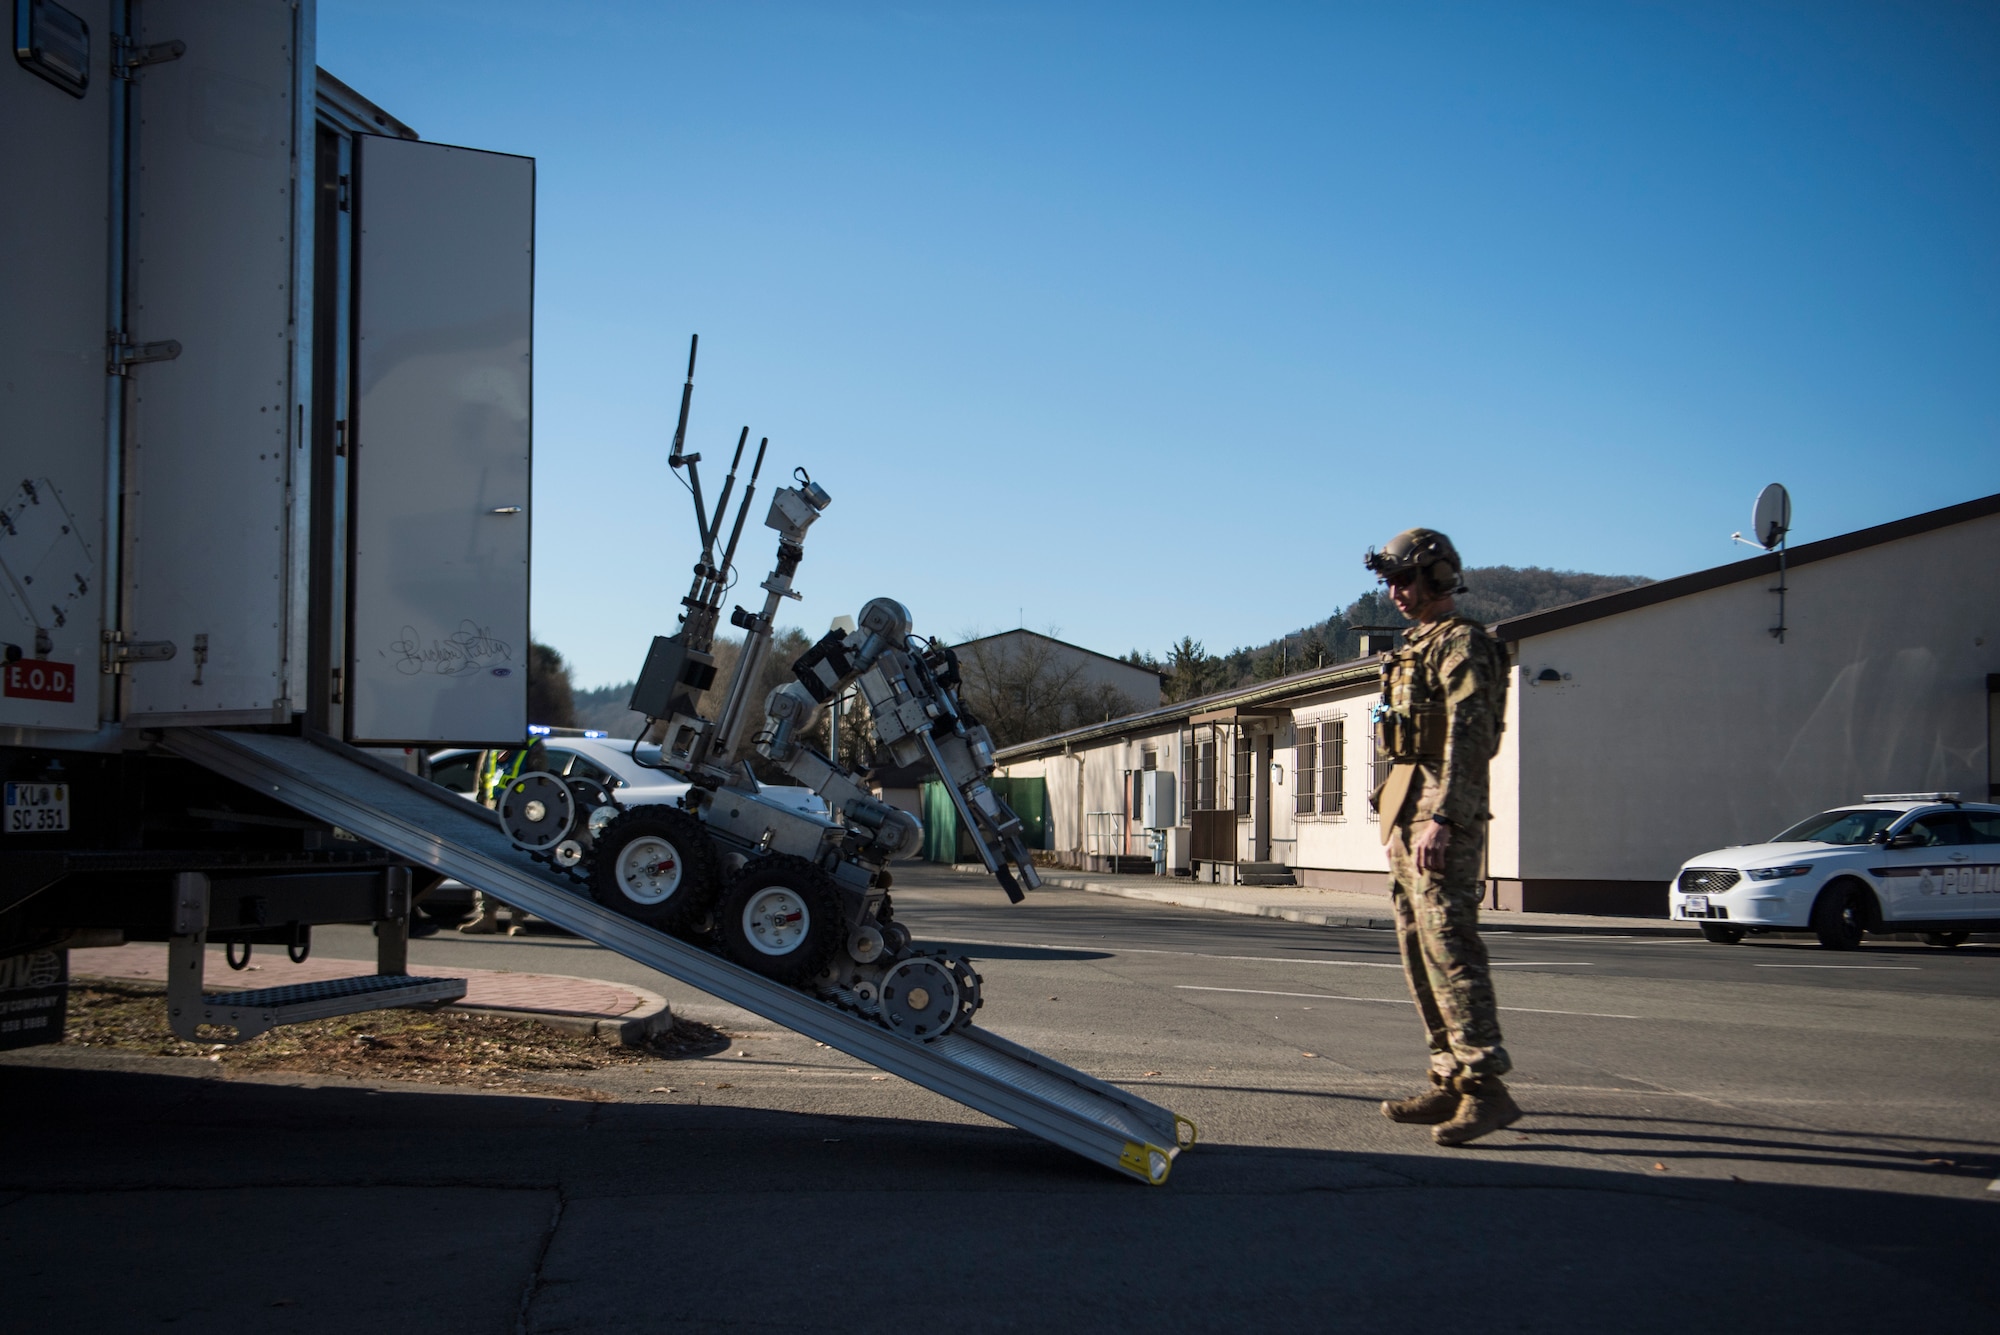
[68,944,673,1045]
[975,866,1696,936]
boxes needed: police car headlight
[1746,865,1813,881]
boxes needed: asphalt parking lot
[3,865,1995,1332]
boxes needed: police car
[1671,794,2000,950]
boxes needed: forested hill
[1125,565,1652,702]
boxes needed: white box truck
[0,0,1192,1183]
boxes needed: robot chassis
[495,341,1041,1041]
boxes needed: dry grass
[63,978,730,1100]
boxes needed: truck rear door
[345,135,533,747]
[0,0,113,732]
[121,0,303,724]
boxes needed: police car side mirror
[1885,832,1922,849]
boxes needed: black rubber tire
[1810,880,1871,951]
[586,807,719,933]
[1920,931,1970,949]
[1699,922,1746,945]
[718,854,843,985]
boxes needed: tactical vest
[1371,618,1507,763]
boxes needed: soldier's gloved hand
[1414,819,1453,874]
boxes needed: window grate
[1294,725,1318,816]
[1322,719,1345,816]
[1233,729,1252,816]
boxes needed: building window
[1322,719,1345,816]
[1141,747,1156,771]
[1368,730,1390,814]
[1294,724,1318,816]
[1193,726,1218,811]
[1233,729,1252,816]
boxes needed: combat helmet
[1363,528,1466,597]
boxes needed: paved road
[6,865,1997,1332]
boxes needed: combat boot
[1381,1071,1460,1125]
[1432,1074,1522,1146]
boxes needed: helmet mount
[1364,528,1467,599]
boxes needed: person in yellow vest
[1364,528,1520,1145]
[460,739,548,935]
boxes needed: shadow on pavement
[0,1061,1993,1334]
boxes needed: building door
[1253,733,1272,861]
[345,135,533,746]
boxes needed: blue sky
[319,1,2000,689]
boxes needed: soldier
[1363,528,1520,1145]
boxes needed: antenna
[667,334,698,467]
[667,335,711,551]
[702,427,749,566]
[716,436,769,581]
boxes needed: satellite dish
[1752,483,1791,550]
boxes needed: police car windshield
[1771,809,1901,845]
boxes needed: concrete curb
[71,950,676,1048]
[970,867,1702,938]
[449,985,674,1047]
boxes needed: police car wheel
[1810,880,1871,951]
[1920,931,1969,949]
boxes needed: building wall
[1000,722,1186,867]
[1513,515,2000,886]
[1284,687,1388,881]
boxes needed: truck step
[181,973,467,1043]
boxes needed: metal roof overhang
[996,659,1381,764]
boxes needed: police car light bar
[1861,792,1961,804]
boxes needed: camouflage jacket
[1376,616,1507,827]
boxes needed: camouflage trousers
[1387,819,1510,1079]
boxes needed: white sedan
[429,735,828,816]
[1671,794,2000,949]
[421,735,826,923]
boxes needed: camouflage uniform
[1374,615,1510,1080]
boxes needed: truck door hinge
[107,331,182,377]
[111,36,185,79]
[102,630,177,674]
[337,174,351,213]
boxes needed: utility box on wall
[1138,771,1176,829]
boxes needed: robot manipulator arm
[753,681,923,862]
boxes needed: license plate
[4,783,68,833]
[1682,894,1709,916]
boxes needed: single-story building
[992,492,2000,915]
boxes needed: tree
[527,641,577,728]
[1163,636,1221,703]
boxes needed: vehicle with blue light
[1671,794,2000,949]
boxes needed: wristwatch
[1430,813,1454,828]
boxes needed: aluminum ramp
[166,728,1195,1185]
